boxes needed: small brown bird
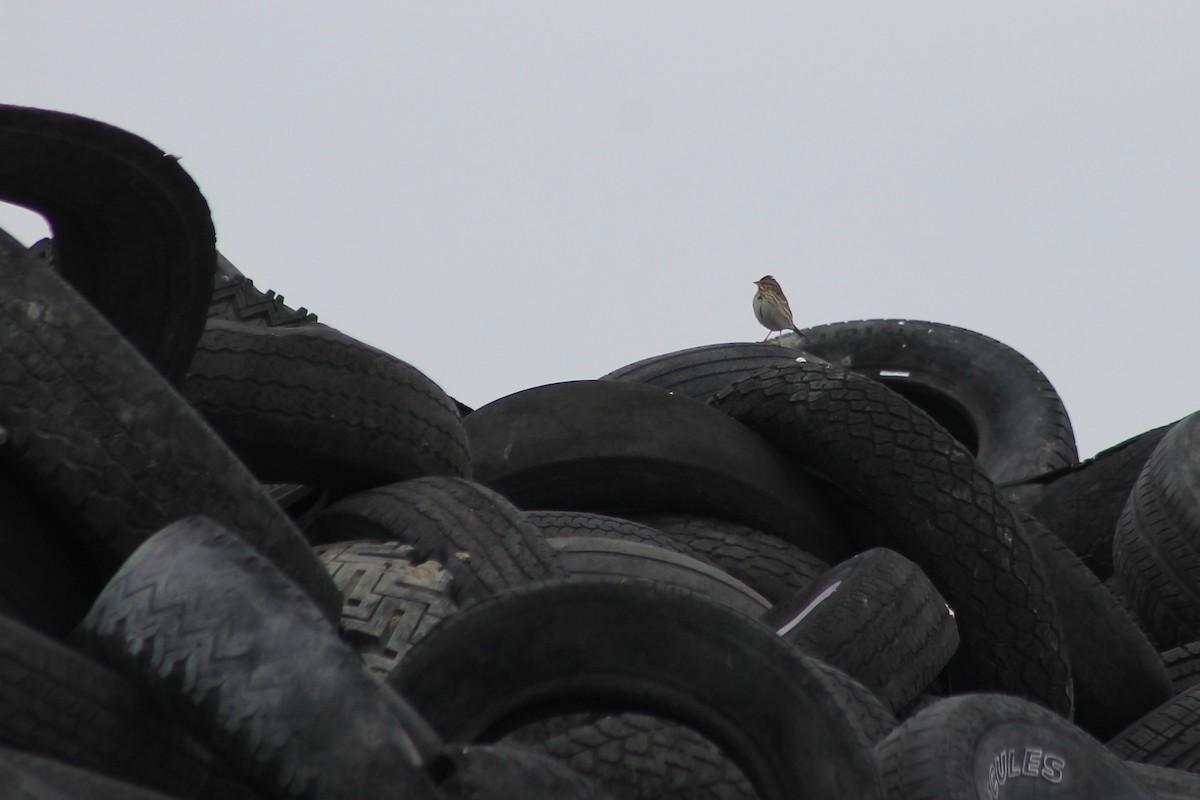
[752,275,803,342]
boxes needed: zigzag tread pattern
[82,523,426,800]
[316,541,458,676]
[208,277,318,327]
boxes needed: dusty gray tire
[0,231,340,620]
[466,380,852,562]
[710,363,1072,715]
[391,579,884,800]
[1113,412,1200,648]
[80,517,444,800]
[0,613,258,799]
[878,694,1158,799]
[315,540,459,678]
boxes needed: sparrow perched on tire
[752,275,804,342]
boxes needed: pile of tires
[0,105,1198,799]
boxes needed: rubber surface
[466,380,852,562]
[315,539,459,677]
[1029,422,1173,579]
[546,536,770,618]
[630,513,829,605]
[0,613,259,799]
[391,579,885,800]
[763,548,958,714]
[1113,412,1200,648]
[710,363,1073,715]
[81,517,442,800]
[307,476,564,605]
[182,320,470,491]
[0,104,215,382]
[878,694,1157,799]
[0,231,341,620]
[789,319,1078,486]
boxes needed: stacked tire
[0,104,1198,799]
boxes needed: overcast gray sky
[2,4,1196,459]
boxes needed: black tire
[1124,762,1200,800]
[315,539,459,677]
[710,362,1073,715]
[80,517,444,800]
[390,578,885,800]
[0,232,340,621]
[1113,412,1200,648]
[1019,512,1171,739]
[762,548,958,715]
[181,320,470,492]
[878,694,1157,799]
[1161,641,1200,695]
[600,341,822,401]
[440,743,614,800]
[629,513,830,605]
[0,746,191,800]
[526,510,828,605]
[528,713,755,800]
[0,105,215,382]
[0,613,258,799]
[1107,683,1200,772]
[0,461,103,637]
[790,319,1078,486]
[465,380,852,562]
[208,254,319,327]
[1028,422,1174,579]
[306,476,565,604]
[546,536,770,618]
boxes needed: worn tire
[600,341,821,401]
[0,613,258,799]
[629,513,829,605]
[306,476,564,604]
[0,105,215,382]
[1113,412,1200,648]
[763,548,958,715]
[546,536,770,618]
[315,539,458,678]
[1029,422,1174,579]
[391,579,884,800]
[789,319,1078,486]
[181,320,470,492]
[878,694,1157,799]
[710,363,1073,715]
[0,232,340,620]
[80,517,443,800]
[466,380,852,562]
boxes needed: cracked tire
[710,362,1073,715]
